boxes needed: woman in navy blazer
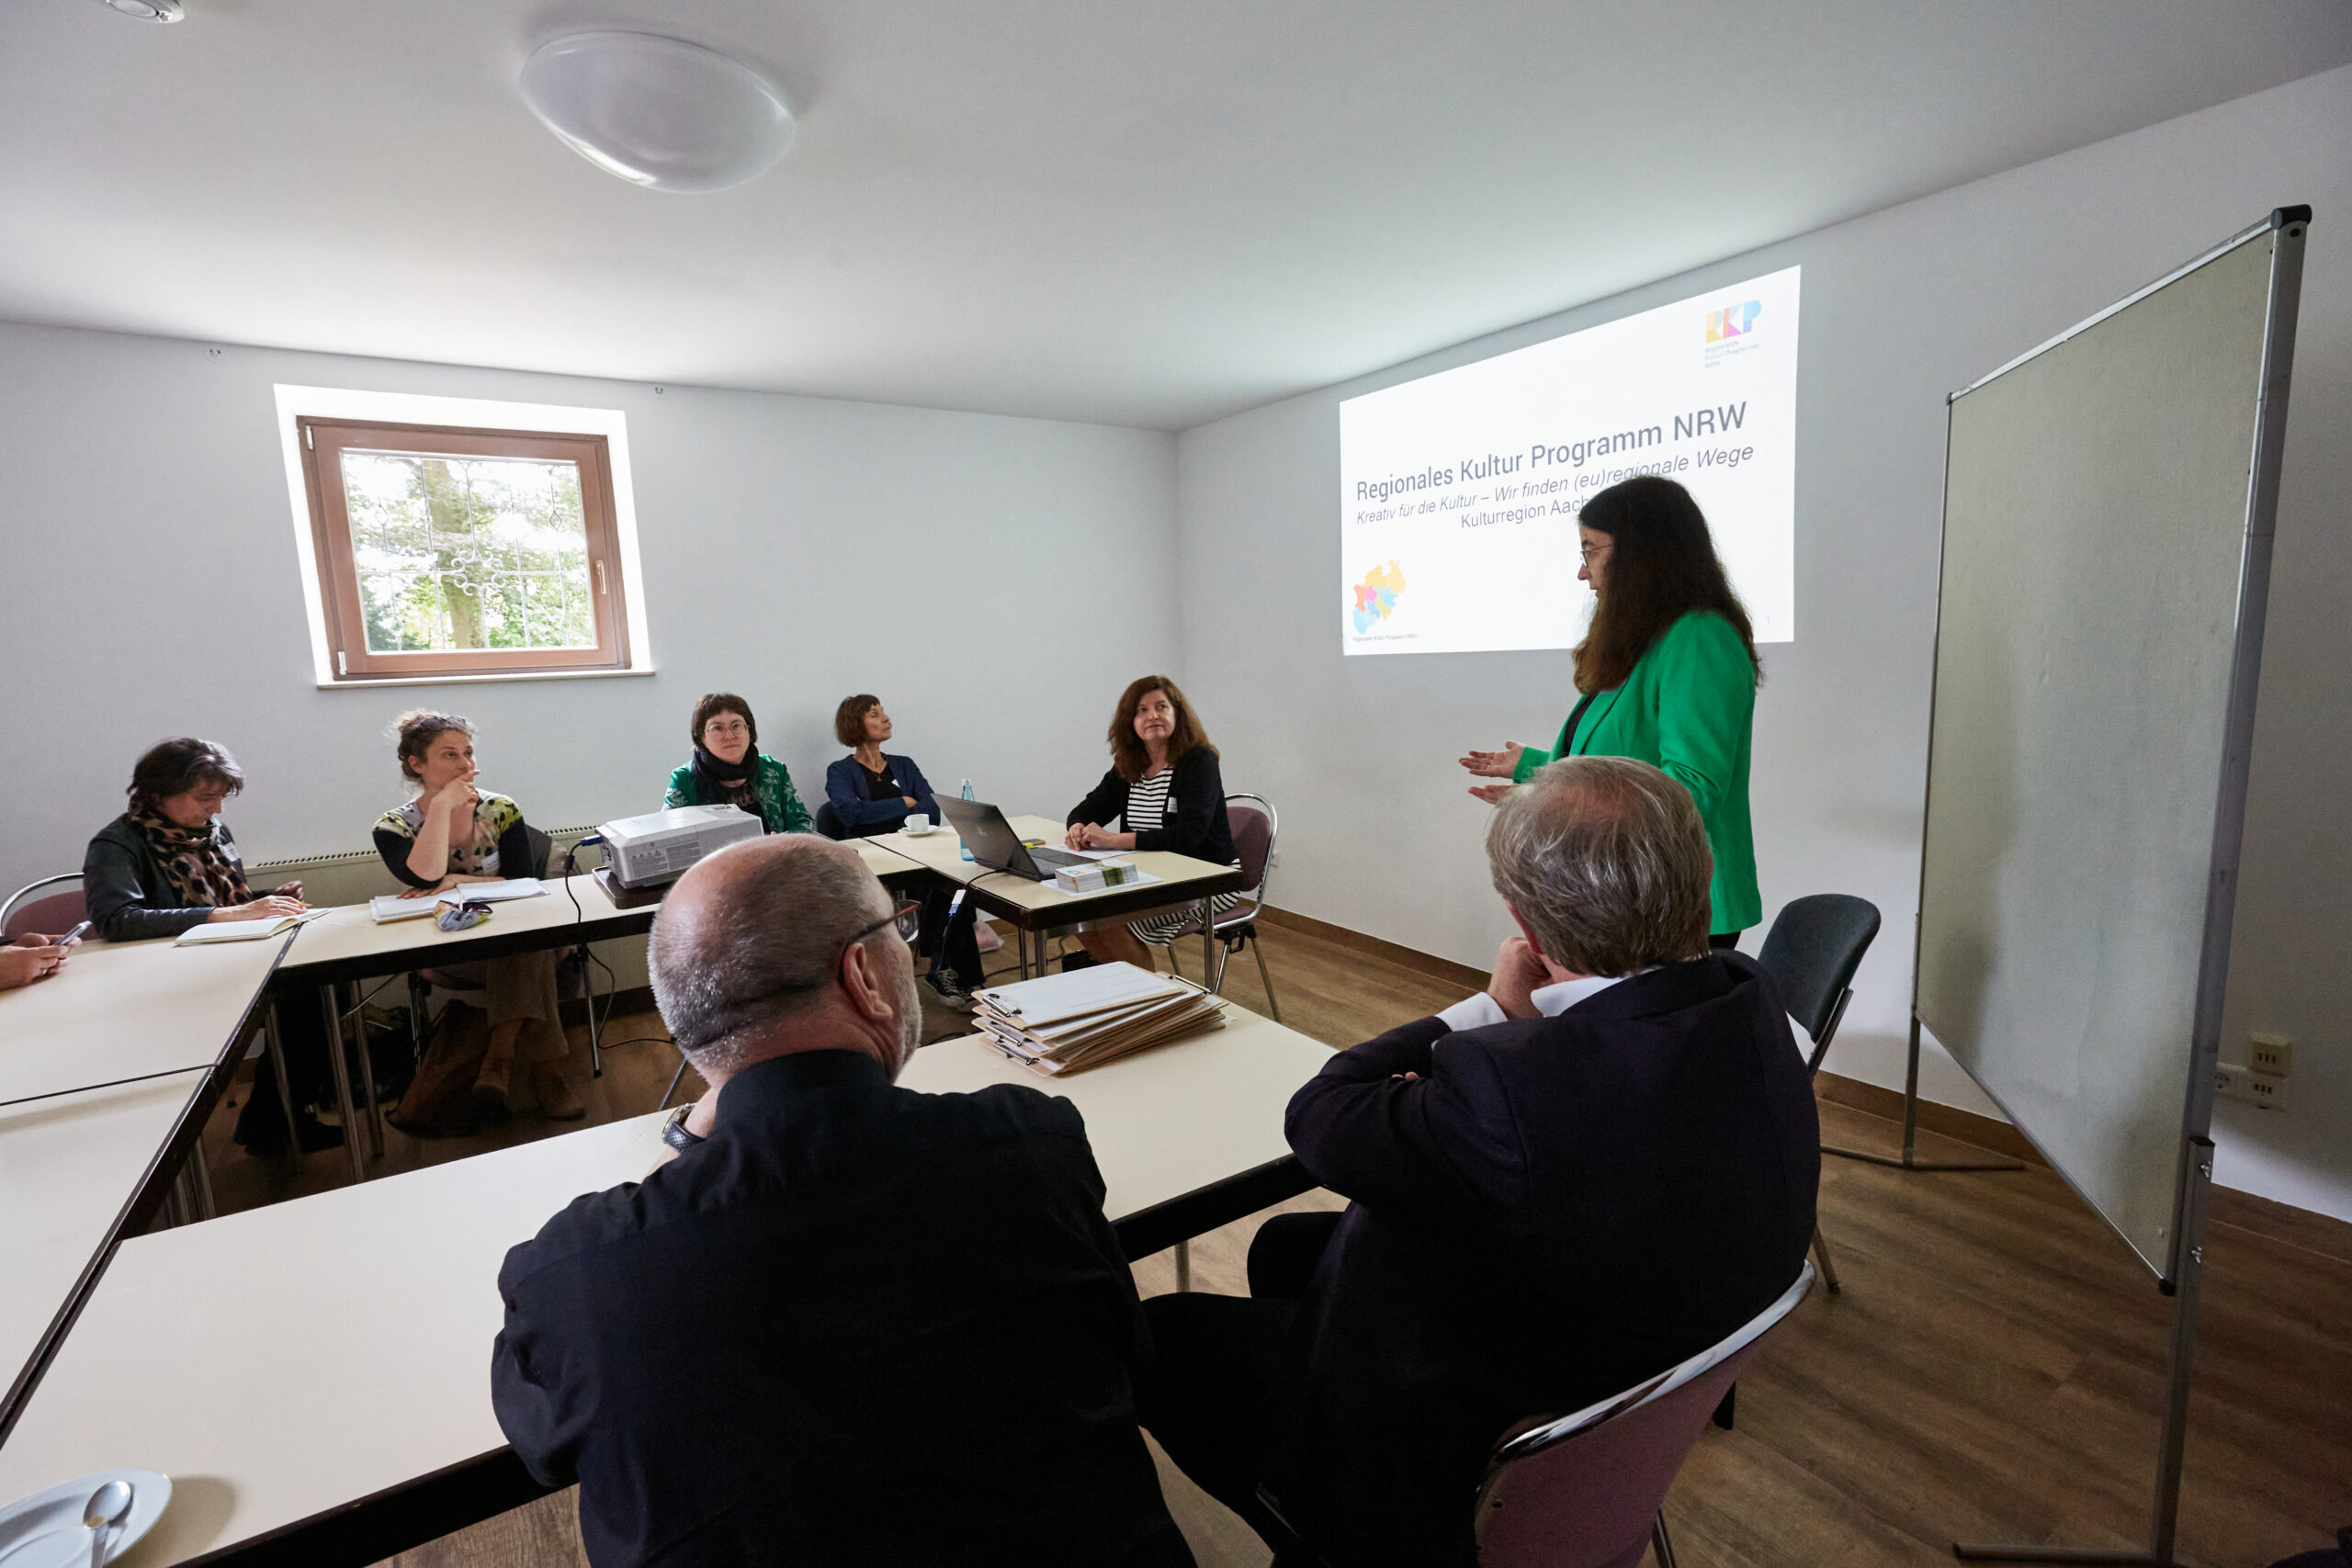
[824,694,941,838]
[824,694,979,1007]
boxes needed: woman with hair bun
[1459,475,1762,945]
[374,710,582,1121]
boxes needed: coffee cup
[903,814,930,835]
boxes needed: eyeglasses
[1578,541,1613,563]
[846,900,922,948]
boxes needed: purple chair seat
[1474,1262,1817,1568]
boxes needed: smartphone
[56,920,93,949]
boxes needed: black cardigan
[83,814,277,942]
[1066,747,1236,866]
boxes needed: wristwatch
[661,1103,706,1154]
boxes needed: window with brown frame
[297,417,634,682]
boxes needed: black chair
[1752,893,1882,1295]
[814,802,849,840]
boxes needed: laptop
[935,797,1093,881]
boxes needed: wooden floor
[187,919,2350,1568]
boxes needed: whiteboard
[1916,213,2304,1280]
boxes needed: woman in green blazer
[1461,476,1762,941]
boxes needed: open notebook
[368,877,548,924]
[175,909,327,945]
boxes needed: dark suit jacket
[491,1050,1194,1568]
[1275,953,1820,1568]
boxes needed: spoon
[81,1480,133,1568]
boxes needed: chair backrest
[1473,1262,1816,1568]
[523,823,554,881]
[1225,793,1277,903]
[3,875,85,941]
[1753,894,1881,1043]
[814,802,848,840]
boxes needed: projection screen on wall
[1339,267,1798,656]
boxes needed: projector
[595,804,763,888]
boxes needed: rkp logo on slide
[1705,299,1762,342]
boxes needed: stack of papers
[1051,859,1150,895]
[368,878,548,924]
[974,961,1227,1075]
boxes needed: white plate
[0,1471,171,1568]
[900,825,943,837]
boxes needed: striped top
[1123,770,1173,833]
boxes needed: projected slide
[1341,266,1798,656]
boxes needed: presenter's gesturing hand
[1459,742,1524,806]
[1459,743,1523,778]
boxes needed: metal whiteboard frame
[1916,207,2308,1568]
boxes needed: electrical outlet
[2216,1061,2290,1110]
[2249,1032,2293,1077]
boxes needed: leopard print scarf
[131,807,251,908]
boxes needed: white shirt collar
[1434,972,1629,1034]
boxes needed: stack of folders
[974,961,1227,1075]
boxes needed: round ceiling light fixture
[519,32,795,194]
[94,0,183,19]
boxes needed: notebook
[175,910,322,945]
[368,877,548,924]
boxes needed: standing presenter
[1459,475,1762,946]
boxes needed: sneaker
[472,1055,513,1116]
[534,1066,586,1121]
[925,974,978,1013]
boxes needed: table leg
[264,1002,302,1171]
[350,983,385,1159]
[189,1136,218,1221]
[1200,899,1214,989]
[319,986,369,1183]
[584,949,605,1078]
[1173,1239,1192,1292]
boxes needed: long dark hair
[1575,477,1760,694]
[1107,676,1216,784]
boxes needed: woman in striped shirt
[1065,675,1238,971]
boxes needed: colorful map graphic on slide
[1351,559,1407,635]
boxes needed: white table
[0,934,288,1107]
[0,1070,209,1438]
[272,846,930,1182]
[0,1011,1336,1565]
[873,814,1247,979]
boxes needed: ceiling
[4,2,2348,430]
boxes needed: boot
[472,1052,513,1117]
[534,1065,585,1121]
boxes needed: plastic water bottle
[959,779,976,859]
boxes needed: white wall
[1173,65,2352,1221]
[0,328,1178,890]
